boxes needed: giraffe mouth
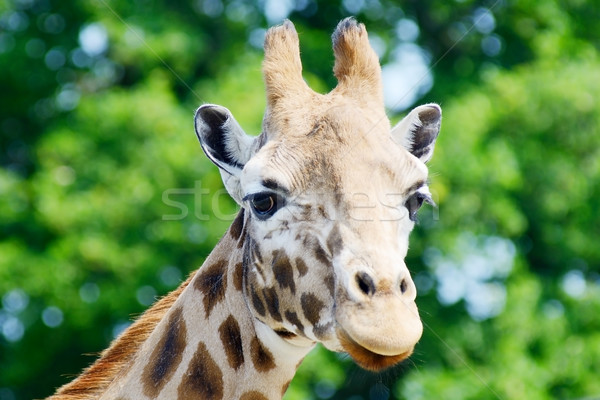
[336,328,414,371]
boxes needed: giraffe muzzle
[336,327,414,371]
[335,290,423,371]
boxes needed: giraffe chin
[336,329,414,371]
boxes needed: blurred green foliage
[1,0,599,399]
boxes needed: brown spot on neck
[142,306,187,398]
[177,341,224,400]
[295,257,308,277]
[284,310,305,335]
[232,261,244,292]
[250,290,267,318]
[272,250,296,294]
[229,209,245,241]
[263,287,283,322]
[194,259,228,318]
[250,337,276,372]
[219,315,244,371]
[240,391,269,400]
[301,293,325,326]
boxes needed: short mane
[48,274,194,400]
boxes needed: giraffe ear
[391,103,441,163]
[194,104,256,204]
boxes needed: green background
[1,0,599,399]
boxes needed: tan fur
[332,19,382,103]
[48,18,441,399]
[48,274,194,400]
[262,19,384,138]
[262,20,311,112]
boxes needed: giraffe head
[194,18,441,371]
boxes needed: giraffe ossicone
[49,17,442,400]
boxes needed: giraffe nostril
[355,272,376,296]
[400,278,408,294]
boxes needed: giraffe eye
[404,191,433,222]
[246,192,285,219]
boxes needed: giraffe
[49,18,442,400]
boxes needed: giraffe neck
[51,210,314,400]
